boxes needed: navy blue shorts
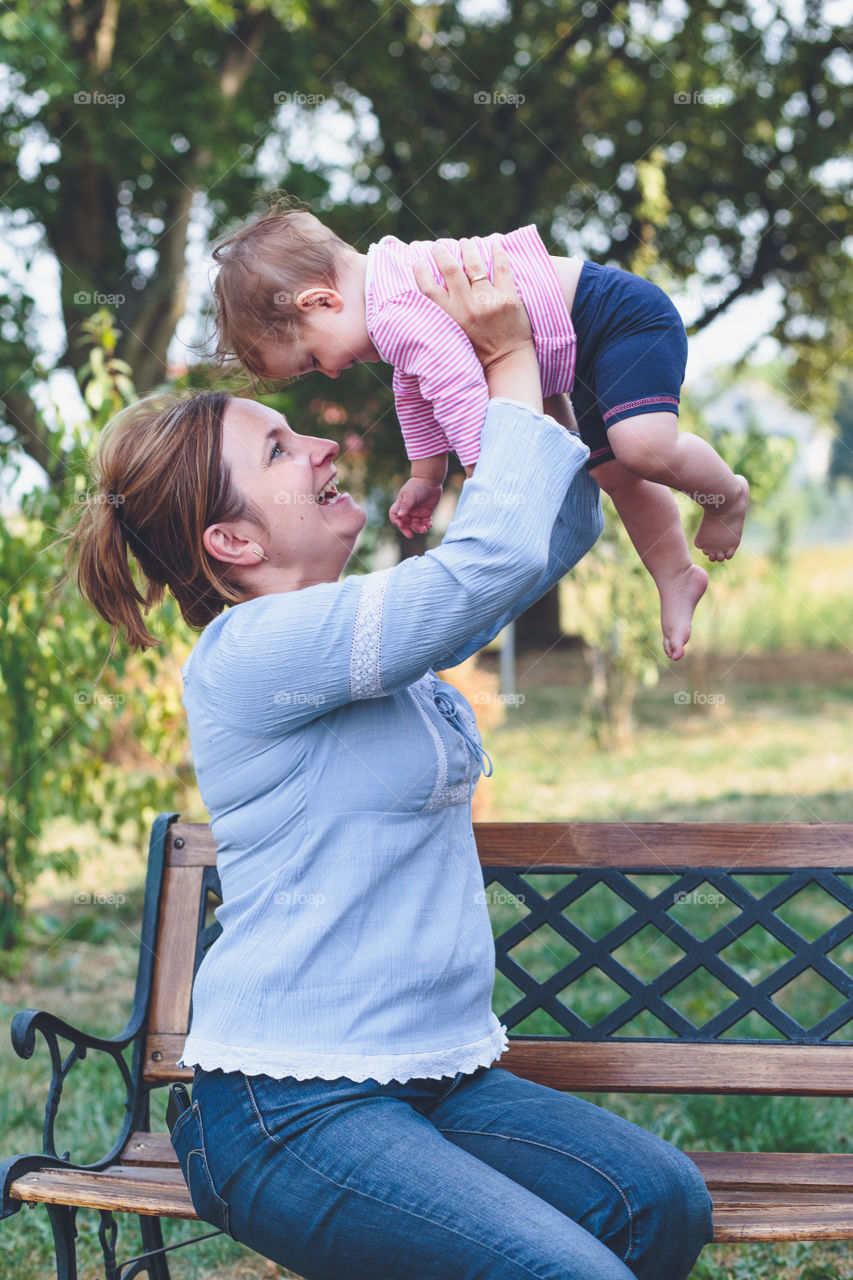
[570,261,688,469]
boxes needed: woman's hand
[412,239,542,411]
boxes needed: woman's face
[205,398,367,592]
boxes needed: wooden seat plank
[689,1151,853,1193]
[122,1132,178,1166]
[9,1169,196,1219]
[11,1163,853,1243]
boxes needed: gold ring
[467,271,489,284]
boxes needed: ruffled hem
[177,1022,509,1085]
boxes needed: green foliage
[0,0,850,495]
[0,323,198,958]
[562,494,662,748]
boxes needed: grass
[2,645,853,1279]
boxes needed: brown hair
[212,197,352,379]
[69,389,265,653]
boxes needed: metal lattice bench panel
[485,867,853,1044]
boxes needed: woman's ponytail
[73,486,165,653]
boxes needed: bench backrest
[142,819,853,1095]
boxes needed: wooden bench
[3,813,853,1279]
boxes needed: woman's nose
[310,437,339,463]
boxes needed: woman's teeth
[317,480,347,505]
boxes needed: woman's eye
[271,441,285,460]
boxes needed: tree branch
[119,184,195,391]
[1,390,68,489]
[220,11,270,99]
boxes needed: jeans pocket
[169,1103,231,1235]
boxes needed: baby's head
[212,201,375,382]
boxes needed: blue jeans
[178,1063,712,1280]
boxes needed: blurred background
[0,1,851,1276]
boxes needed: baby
[212,206,749,661]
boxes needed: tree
[1,0,849,496]
[829,378,853,486]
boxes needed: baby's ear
[295,287,343,311]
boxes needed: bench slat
[123,1132,176,1166]
[689,1151,853,1193]
[147,866,204,1037]
[9,1168,196,1219]
[711,1203,853,1243]
[166,821,853,870]
[11,1160,853,1242]
[473,822,853,868]
[502,1041,853,1094]
[115,1137,853,1197]
[142,1036,853,1093]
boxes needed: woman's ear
[203,523,261,567]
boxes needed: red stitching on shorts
[603,396,679,424]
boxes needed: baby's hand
[390,478,444,540]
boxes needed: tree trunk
[515,584,563,651]
[395,530,429,560]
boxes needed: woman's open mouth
[316,479,348,506]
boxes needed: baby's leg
[594,459,708,661]
[606,413,750,563]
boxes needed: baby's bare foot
[695,475,750,563]
[660,563,709,661]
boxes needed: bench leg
[136,1214,172,1280]
[46,1203,79,1280]
[98,1208,120,1280]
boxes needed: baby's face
[258,299,380,382]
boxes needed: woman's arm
[187,247,595,735]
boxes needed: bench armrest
[9,1007,144,1171]
[12,1007,138,1060]
[0,1153,81,1220]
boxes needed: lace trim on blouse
[178,1021,509,1085]
[350,568,393,699]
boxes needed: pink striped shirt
[364,225,577,467]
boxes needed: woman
[72,242,712,1280]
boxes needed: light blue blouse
[178,399,602,1083]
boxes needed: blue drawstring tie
[433,689,494,781]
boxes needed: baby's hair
[68,389,265,654]
[212,194,352,379]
